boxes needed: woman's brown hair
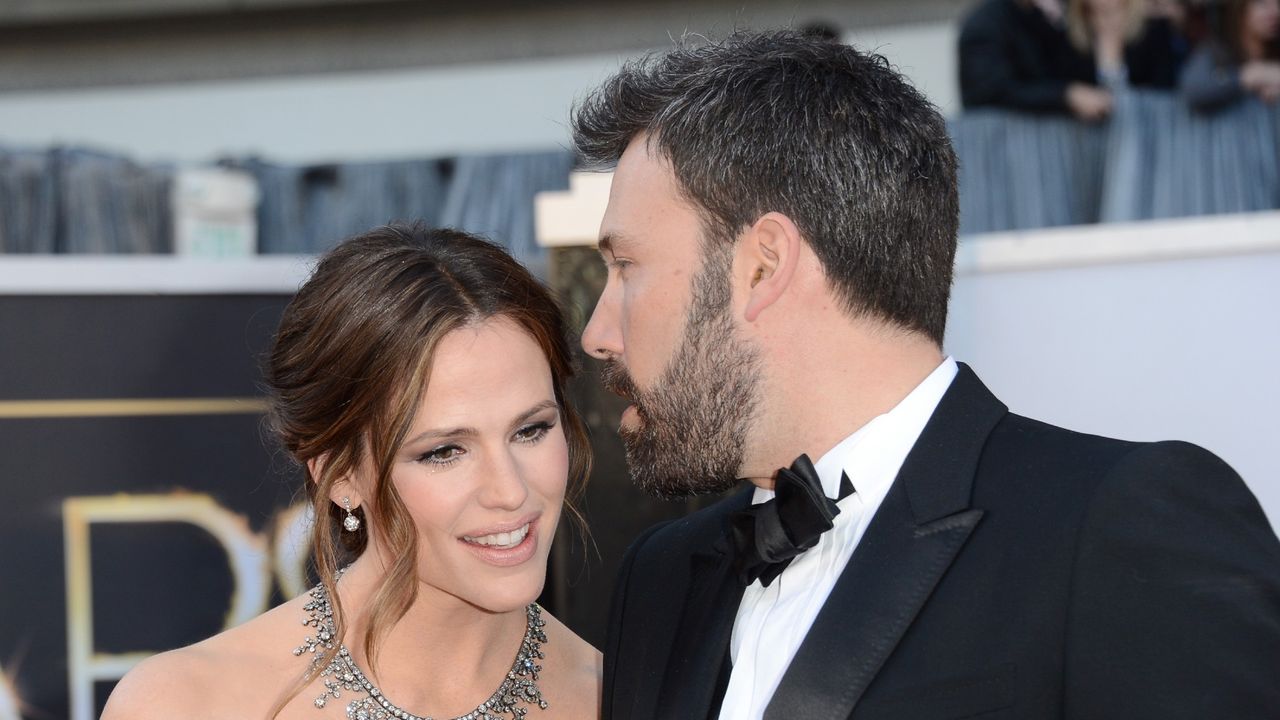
[264,223,590,709]
[1222,0,1280,62]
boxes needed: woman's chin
[442,559,550,614]
[464,577,547,615]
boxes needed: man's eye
[418,445,465,465]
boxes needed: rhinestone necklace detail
[293,577,549,720]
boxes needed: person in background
[960,0,1112,120]
[961,0,1187,120]
[1181,0,1280,110]
[102,225,601,719]
[1065,0,1187,89]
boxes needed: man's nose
[581,282,622,361]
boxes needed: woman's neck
[1089,5,1129,71]
[330,552,532,714]
[1095,41,1125,73]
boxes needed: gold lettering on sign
[272,503,315,599]
[0,670,20,720]
[63,495,271,720]
[0,397,268,419]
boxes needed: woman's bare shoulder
[102,593,316,720]
[538,608,602,720]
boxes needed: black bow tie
[728,454,855,588]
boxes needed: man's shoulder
[990,411,1137,456]
[982,411,1252,515]
[948,364,1226,481]
[989,411,1227,474]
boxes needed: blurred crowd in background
[953,0,1280,234]
[961,0,1280,118]
[4,0,1280,257]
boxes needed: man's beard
[599,249,760,500]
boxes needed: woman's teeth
[463,524,530,548]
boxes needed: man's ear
[741,211,804,323]
[307,454,365,510]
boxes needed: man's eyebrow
[597,233,616,256]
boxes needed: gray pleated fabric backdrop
[6,94,1280,255]
[0,148,573,276]
[951,91,1280,235]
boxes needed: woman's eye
[418,445,465,465]
[514,421,553,444]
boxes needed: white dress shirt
[717,357,959,720]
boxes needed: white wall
[846,21,960,115]
[0,22,959,164]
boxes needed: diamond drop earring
[342,496,361,533]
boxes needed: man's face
[581,137,760,499]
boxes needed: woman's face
[1247,0,1280,43]
[377,316,569,613]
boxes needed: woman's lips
[458,517,539,567]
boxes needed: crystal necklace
[293,577,549,720]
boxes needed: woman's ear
[741,211,804,323]
[307,454,365,510]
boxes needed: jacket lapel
[654,490,752,720]
[765,364,1007,720]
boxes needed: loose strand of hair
[268,459,348,718]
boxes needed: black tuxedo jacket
[602,364,1280,719]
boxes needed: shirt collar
[752,356,959,505]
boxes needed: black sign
[1,293,298,719]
